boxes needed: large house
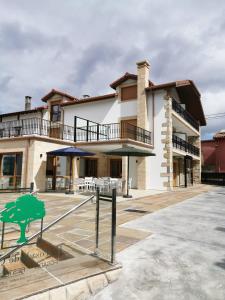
[202,130,225,172]
[0,60,206,192]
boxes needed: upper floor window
[51,104,61,122]
[121,85,137,101]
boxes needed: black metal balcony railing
[0,117,152,145]
[0,118,74,141]
[172,99,199,131]
[172,135,200,156]
[75,122,152,144]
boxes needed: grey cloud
[0,75,13,91]
[0,21,71,53]
[0,0,225,138]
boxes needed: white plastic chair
[74,178,85,192]
[84,177,95,191]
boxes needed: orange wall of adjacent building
[202,139,225,172]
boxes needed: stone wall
[160,97,173,190]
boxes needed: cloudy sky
[0,0,225,139]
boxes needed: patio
[0,184,213,299]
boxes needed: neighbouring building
[0,60,206,192]
[202,130,225,172]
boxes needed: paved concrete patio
[92,187,225,300]
[0,184,215,299]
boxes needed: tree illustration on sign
[0,194,45,244]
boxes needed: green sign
[0,194,45,244]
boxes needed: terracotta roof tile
[110,72,154,89]
[42,89,78,102]
[214,131,225,139]
[61,93,116,107]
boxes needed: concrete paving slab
[92,187,225,300]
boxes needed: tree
[0,194,45,244]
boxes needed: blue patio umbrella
[47,147,95,194]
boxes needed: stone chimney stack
[25,96,32,111]
[136,60,150,130]
[136,60,150,190]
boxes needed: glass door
[0,153,22,190]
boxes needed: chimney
[136,60,150,191]
[136,60,150,130]
[82,94,90,99]
[25,96,32,111]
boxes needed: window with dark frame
[51,104,61,122]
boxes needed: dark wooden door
[85,159,98,177]
[121,119,137,139]
[110,159,122,178]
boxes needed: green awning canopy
[104,146,155,198]
[104,146,156,157]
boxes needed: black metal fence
[172,99,199,131]
[74,116,152,144]
[201,172,225,185]
[0,118,74,141]
[95,188,117,264]
[172,135,200,156]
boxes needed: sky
[0,0,225,140]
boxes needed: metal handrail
[172,99,199,131]
[172,134,200,156]
[0,194,94,262]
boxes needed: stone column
[122,156,128,194]
[72,157,79,191]
[188,131,201,184]
[136,60,150,190]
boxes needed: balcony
[0,117,152,146]
[172,99,199,131]
[74,117,152,145]
[172,135,200,157]
[0,118,74,141]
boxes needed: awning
[47,147,95,157]
[47,147,95,194]
[104,146,156,157]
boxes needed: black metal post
[86,120,89,142]
[40,218,44,239]
[97,124,99,141]
[184,157,187,188]
[1,222,5,249]
[30,182,34,193]
[95,187,100,253]
[74,116,77,142]
[111,188,117,264]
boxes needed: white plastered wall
[63,98,137,126]
[146,90,168,190]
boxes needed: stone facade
[161,97,173,190]
[188,133,201,184]
[136,60,150,190]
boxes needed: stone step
[36,238,73,261]
[3,259,27,276]
[21,245,57,267]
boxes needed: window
[51,104,61,122]
[0,153,23,189]
[121,85,137,101]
